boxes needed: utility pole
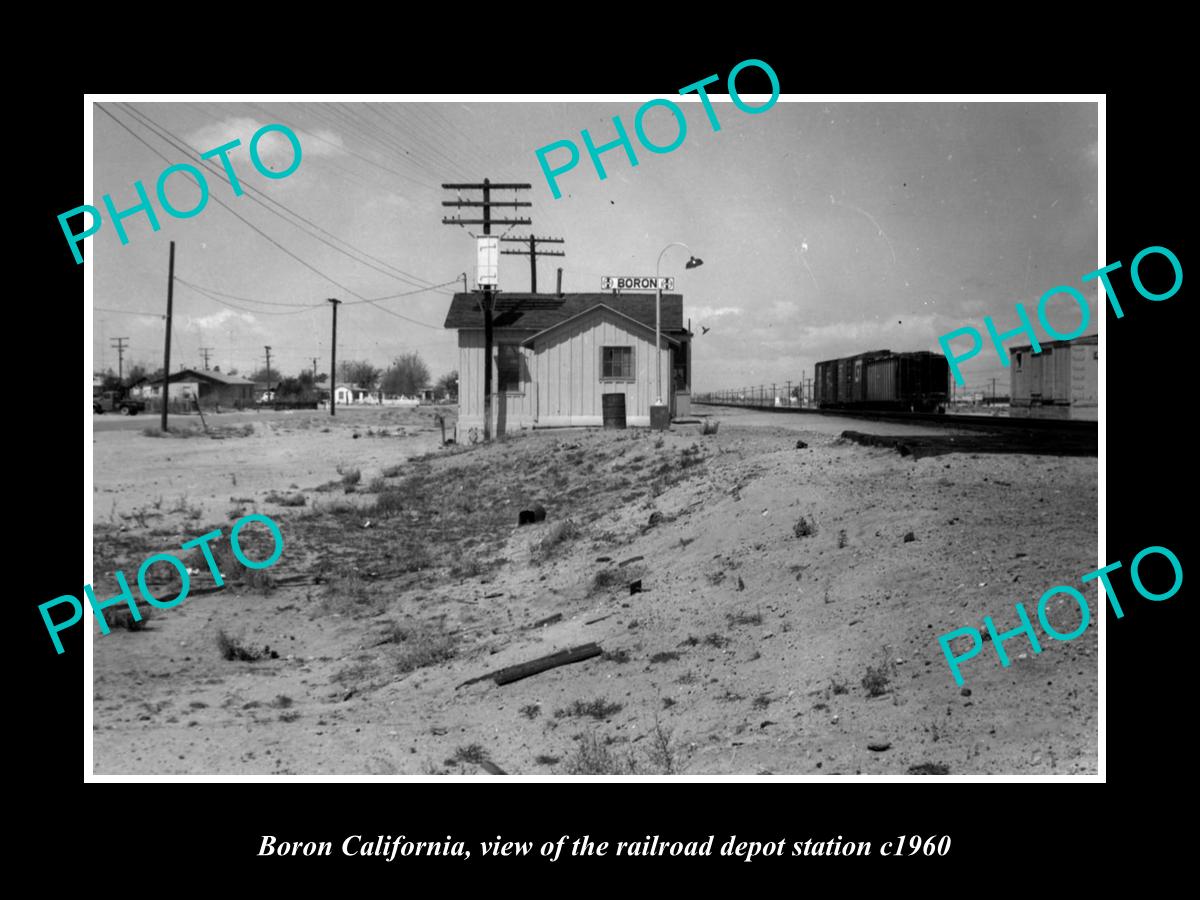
[161,241,175,432]
[110,337,129,384]
[309,357,320,379]
[442,179,531,442]
[200,346,213,371]
[991,377,996,405]
[264,346,273,395]
[499,235,565,293]
[327,299,340,416]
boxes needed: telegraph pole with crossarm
[441,179,531,442]
[499,235,565,293]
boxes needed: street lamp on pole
[654,242,704,416]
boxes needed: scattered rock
[867,742,892,752]
[629,580,643,595]
[648,511,663,527]
[960,687,972,697]
[518,506,547,526]
[795,440,808,449]
[737,576,746,591]
[903,531,916,543]
[907,762,950,775]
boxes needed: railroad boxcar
[1010,334,1097,420]
[814,350,949,412]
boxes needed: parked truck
[93,390,146,415]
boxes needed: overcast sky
[90,99,1098,395]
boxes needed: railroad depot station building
[443,292,693,433]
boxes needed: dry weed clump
[215,628,274,662]
[862,652,898,697]
[103,606,153,632]
[794,516,817,538]
[561,720,686,775]
[530,519,580,564]
[311,571,390,618]
[554,698,624,721]
[265,491,306,507]
[382,619,458,674]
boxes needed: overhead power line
[96,104,372,300]
[120,103,441,292]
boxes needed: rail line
[693,400,1098,435]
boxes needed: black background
[19,39,1188,885]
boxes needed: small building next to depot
[1010,333,1097,420]
[443,292,692,433]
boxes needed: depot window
[601,346,634,380]
[498,344,522,392]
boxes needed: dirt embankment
[91,408,1097,776]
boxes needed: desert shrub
[645,719,684,774]
[103,606,153,632]
[339,467,362,487]
[862,663,893,697]
[453,744,489,765]
[450,555,487,579]
[554,699,623,721]
[185,536,239,585]
[265,491,306,507]
[391,622,457,674]
[311,571,389,618]
[701,419,720,435]
[366,477,387,494]
[794,516,817,538]
[649,651,680,664]
[215,629,269,662]
[315,497,359,516]
[561,733,638,775]
[531,519,580,564]
[602,648,631,664]
[590,568,623,593]
[382,463,404,477]
[243,567,275,595]
[369,490,405,518]
[908,762,951,775]
[726,611,762,627]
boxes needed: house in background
[334,383,375,405]
[133,368,256,407]
[443,292,693,433]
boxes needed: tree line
[96,352,458,403]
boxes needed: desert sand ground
[90,404,1097,775]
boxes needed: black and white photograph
[83,93,1101,778]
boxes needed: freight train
[814,350,950,412]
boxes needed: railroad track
[693,401,1097,434]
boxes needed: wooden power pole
[161,241,175,432]
[442,180,531,441]
[499,235,565,293]
[327,298,341,416]
[111,337,128,383]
